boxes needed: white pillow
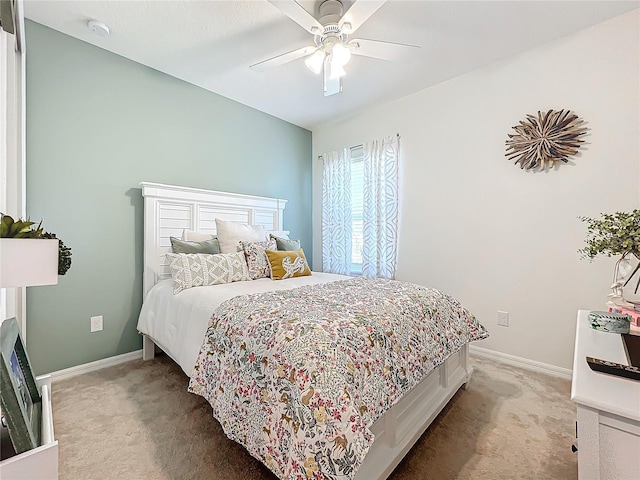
[215,219,267,254]
[166,252,249,294]
[182,230,215,242]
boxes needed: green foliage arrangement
[579,210,640,295]
[0,215,43,238]
[579,210,640,261]
[1,213,72,276]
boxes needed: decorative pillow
[265,248,312,280]
[170,237,220,254]
[215,219,267,254]
[270,234,301,251]
[182,230,215,242]
[241,239,277,280]
[166,252,249,294]
[267,230,290,240]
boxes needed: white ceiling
[24,0,639,130]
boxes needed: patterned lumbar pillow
[265,248,311,280]
[269,234,301,252]
[241,239,277,280]
[166,252,249,294]
[170,237,220,254]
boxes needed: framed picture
[0,317,41,455]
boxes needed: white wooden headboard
[140,182,287,298]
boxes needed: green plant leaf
[0,214,13,237]
[578,210,640,260]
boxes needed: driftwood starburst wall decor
[505,109,587,171]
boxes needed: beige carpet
[52,355,577,480]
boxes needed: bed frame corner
[142,334,156,361]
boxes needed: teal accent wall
[25,21,312,375]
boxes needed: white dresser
[571,310,640,480]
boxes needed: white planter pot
[0,238,59,287]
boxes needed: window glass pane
[350,151,364,273]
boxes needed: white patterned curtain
[321,149,352,275]
[361,135,399,279]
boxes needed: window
[321,135,398,279]
[350,146,364,275]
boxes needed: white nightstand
[571,310,640,480]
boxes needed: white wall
[312,10,640,370]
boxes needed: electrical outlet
[90,315,103,333]
[497,311,509,327]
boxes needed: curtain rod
[317,133,400,160]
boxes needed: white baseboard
[47,350,143,383]
[470,345,572,380]
[46,346,571,383]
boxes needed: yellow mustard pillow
[265,248,311,280]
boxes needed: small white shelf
[0,374,58,480]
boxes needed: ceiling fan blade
[349,38,420,62]
[268,0,324,35]
[250,46,316,72]
[323,64,342,97]
[339,0,386,34]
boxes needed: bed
[136,182,488,480]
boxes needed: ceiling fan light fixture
[305,49,326,75]
[331,43,351,67]
[262,0,416,96]
[328,55,347,79]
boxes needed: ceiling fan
[251,0,420,96]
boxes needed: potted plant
[579,209,640,305]
[0,214,72,284]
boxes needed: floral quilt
[188,278,488,480]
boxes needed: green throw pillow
[270,235,301,251]
[170,237,220,254]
